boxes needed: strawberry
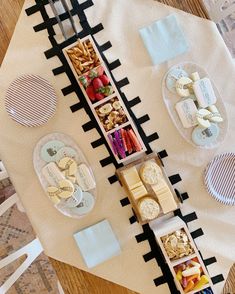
[103,85,113,96]
[86,85,96,102]
[97,66,104,76]
[99,74,110,86]
[92,78,103,90]
[79,75,90,87]
[95,93,104,100]
[89,69,98,79]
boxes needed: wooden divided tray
[63,36,146,163]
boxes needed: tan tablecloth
[0,0,235,293]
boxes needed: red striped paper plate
[5,74,57,127]
[204,153,235,205]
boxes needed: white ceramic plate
[33,133,97,218]
[162,62,228,149]
[5,74,57,127]
[204,153,235,205]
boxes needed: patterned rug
[0,160,61,294]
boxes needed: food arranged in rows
[33,133,96,218]
[108,125,143,160]
[174,257,210,293]
[95,97,128,132]
[62,39,219,290]
[116,153,182,224]
[152,216,215,294]
[163,63,227,148]
[65,38,101,75]
[79,65,114,104]
[63,36,146,163]
[161,229,195,261]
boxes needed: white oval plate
[204,153,235,205]
[5,74,57,127]
[162,62,228,149]
[33,133,97,218]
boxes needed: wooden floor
[0,1,208,293]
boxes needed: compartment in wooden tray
[151,216,215,294]
[95,96,129,132]
[160,228,195,262]
[116,153,181,224]
[108,124,145,162]
[78,65,115,104]
[64,38,101,76]
[173,256,210,293]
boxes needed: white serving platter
[33,132,97,218]
[162,62,228,149]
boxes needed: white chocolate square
[152,179,177,214]
[175,98,198,128]
[122,167,142,190]
[193,77,217,108]
[157,191,177,214]
[130,184,148,200]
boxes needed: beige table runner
[0,0,235,293]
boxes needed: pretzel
[66,39,101,75]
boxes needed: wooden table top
[0,1,208,293]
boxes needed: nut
[95,98,128,132]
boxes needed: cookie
[140,161,162,185]
[138,196,160,221]
[58,157,77,176]
[76,163,96,191]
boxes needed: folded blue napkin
[139,14,189,65]
[74,220,121,268]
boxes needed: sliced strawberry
[86,85,96,102]
[95,93,105,100]
[92,77,103,90]
[99,74,110,86]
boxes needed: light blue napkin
[139,14,189,65]
[74,220,121,268]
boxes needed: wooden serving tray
[151,216,215,294]
[63,36,146,163]
[116,153,182,225]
